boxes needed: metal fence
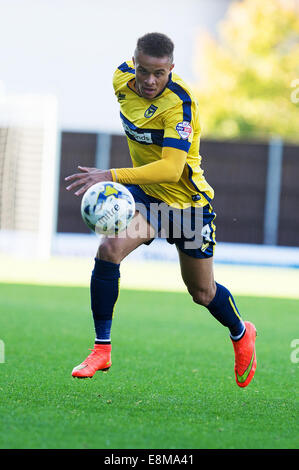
[57,131,299,247]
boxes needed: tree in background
[194,0,299,141]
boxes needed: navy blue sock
[207,282,245,339]
[90,258,120,344]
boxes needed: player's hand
[65,166,113,196]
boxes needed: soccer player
[65,32,257,387]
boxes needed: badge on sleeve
[176,122,192,140]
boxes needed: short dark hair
[135,32,174,62]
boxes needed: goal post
[0,88,59,258]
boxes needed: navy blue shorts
[125,184,216,259]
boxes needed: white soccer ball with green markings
[81,182,135,235]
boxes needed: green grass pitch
[0,283,298,449]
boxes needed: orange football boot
[72,344,112,378]
[231,321,257,388]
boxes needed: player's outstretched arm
[65,147,187,196]
[111,147,186,186]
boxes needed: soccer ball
[81,181,135,235]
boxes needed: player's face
[133,51,174,99]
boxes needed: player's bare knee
[97,241,122,264]
[190,285,216,307]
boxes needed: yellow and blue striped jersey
[113,60,214,208]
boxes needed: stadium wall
[57,131,299,248]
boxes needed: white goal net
[0,86,58,258]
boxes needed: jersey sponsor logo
[118,92,126,101]
[144,104,158,118]
[176,121,192,140]
[121,121,153,144]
